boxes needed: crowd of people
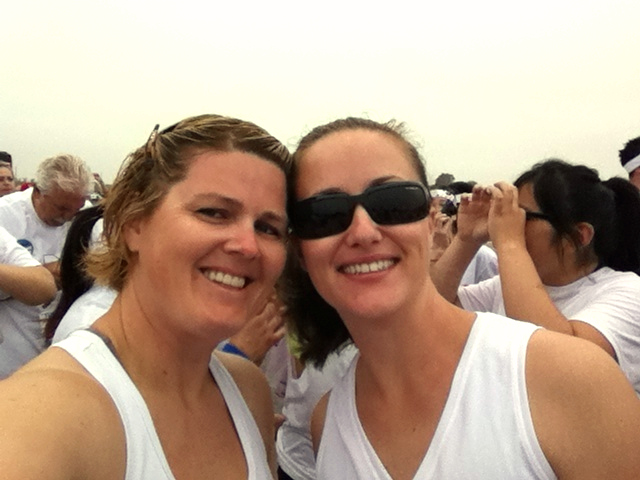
[0,123,638,479]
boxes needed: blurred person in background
[0,161,16,196]
[0,154,92,376]
[432,159,640,396]
[619,135,640,190]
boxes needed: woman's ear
[575,222,595,247]
[122,217,145,254]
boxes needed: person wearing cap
[620,135,640,190]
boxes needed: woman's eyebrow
[191,192,286,223]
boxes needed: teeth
[205,270,246,289]
[343,260,394,275]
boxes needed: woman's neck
[343,288,475,392]
[91,288,218,397]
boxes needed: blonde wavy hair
[86,114,292,291]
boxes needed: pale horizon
[3,0,639,186]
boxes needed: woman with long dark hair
[284,119,640,479]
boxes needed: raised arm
[430,185,491,303]
[487,182,617,358]
[223,293,286,364]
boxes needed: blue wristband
[220,342,250,360]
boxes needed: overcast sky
[3,0,640,186]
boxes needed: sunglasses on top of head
[290,181,431,240]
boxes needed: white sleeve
[458,275,503,313]
[0,227,41,300]
[0,227,40,267]
[473,246,499,284]
[569,273,640,393]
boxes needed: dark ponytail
[44,204,104,341]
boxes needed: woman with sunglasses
[284,118,640,479]
[0,114,291,479]
[432,159,640,396]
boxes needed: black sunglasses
[290,181,430,239]
[525,211,551,222]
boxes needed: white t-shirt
[51,284,117,344]
[458,267,640,396]
[0,226,45,378]
[460,244,498,285]
[276,344,358,480]
[0,226,41,298]
[0,188,69,263]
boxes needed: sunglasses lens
[366,183,428,225]
[292,194,353,239]
[292,182,428,239]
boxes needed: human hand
[486,182,526,249]
[42,261,61,289]
[454,184,491,244]
[430,212,454,263]
[227,293,286,365]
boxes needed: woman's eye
[197,208,227,219]
[255,220,284,238]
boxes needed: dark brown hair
[284,117,429,366]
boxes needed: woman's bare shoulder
[214,351,277,474]
[526,329,640,479]
[0,348,125,479]
[214,351,271,399]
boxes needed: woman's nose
[344,205,383,245]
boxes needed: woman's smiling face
[294,128,433,321]
[124,149,288,341]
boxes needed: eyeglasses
[290,181,430,239]
[525,211,551,222]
